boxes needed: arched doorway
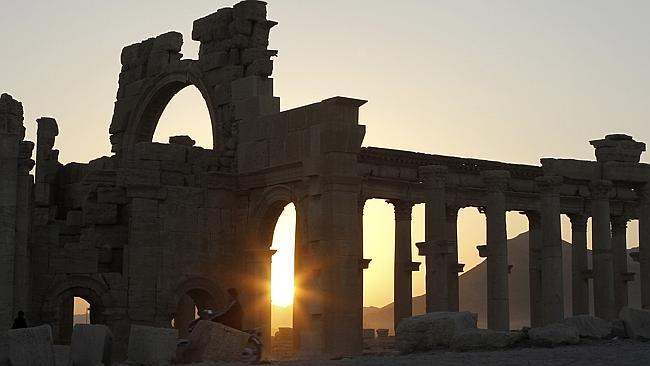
[269,203,297,359]
[253,187,304,359]
[172,288,220,338]
[73,297,90,326]
[54,288,105,344]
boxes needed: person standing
[11,311,27,329]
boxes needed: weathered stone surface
[183,321,250,363]
[561,315,612,339]
[53,345,69,366]
[83,203,118,225]
[528,324,580,347]
[395,312,477,353]
[362,329,375,340]
[126,325,177,365]
[450,329,524,352]
[8,325,55,366]
[620,307,650,340]
[69,324,112,366]
[0,331,7,366]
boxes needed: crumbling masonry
[1,0,649,359]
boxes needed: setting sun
[270,204,297,307]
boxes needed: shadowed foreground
[207,339,650,366]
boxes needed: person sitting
[11,311,27,329]
[212,288,243,331]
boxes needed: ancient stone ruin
[1,0,649,362]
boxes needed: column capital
[419,165,448,188]
[611,215,629,232]
[637,183,650,202]
[387,199,415,220]
[481,170,510,192]
[568,213,588,230]
[590,179,613,199]
[520,210,541,226]
[446,204,460,220]
[535,175,563,194]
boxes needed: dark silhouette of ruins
[1,0,648,359]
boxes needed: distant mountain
[363,232,642,333]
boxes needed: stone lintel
[590,179,613,199]
[481,170,510,191]
[535,175,563,194]
[419,165,448,188]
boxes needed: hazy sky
[2,1,649,309]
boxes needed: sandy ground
[207,339,650,366]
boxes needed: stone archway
[41,276,111,344]
[124,69,221,154]
[250,185,309,351]
[168,277,225,338]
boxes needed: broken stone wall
[0,94,34,330]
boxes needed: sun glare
[271,204,296,307]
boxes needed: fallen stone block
[450,329,524,352]
[69,324,112,366]
[610,318,627,338]
[619,307,650,340]
[528,323,580,347]
[396,311,477,353]
[8,324,56,366]
[53,345,69,366]
[126,325,177,365]
[181,321,250,363]
[561,315,612,339]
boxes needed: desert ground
[169,339,650,366]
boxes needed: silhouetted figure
[212,288,244,330]
[11,311,27,329]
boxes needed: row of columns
[390,165,650,331]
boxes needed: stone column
[245,248,276,348]
[388,200,415,331]
[417,165,449,313]
[0,94,24,329]
[481,170,510,331]
[14,142,34,317]
[523,211,543,327]
[536,176,564,325]
[446,205,461,312]
[590,180,616,320]
[639,185,650,310]
[568,213,589,315]
[611,215,630,314]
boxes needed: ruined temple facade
[1,0,649,359]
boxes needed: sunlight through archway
[73,297,90,326]
[271,203,296,332]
